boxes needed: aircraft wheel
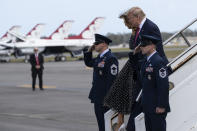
[24,59,29,63]
[61,56,66,61]
[55,56,60,61]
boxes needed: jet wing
[0,42,15,50]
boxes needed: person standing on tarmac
[29,48,44,91]
[83,34,119,131]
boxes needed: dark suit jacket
[130,18,168,65]
[128,18,170,103]
[29,53,44,71]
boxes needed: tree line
[106,29,197,45]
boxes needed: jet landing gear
[54,55,67,62]
[24,55,30,63]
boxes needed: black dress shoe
[40,88,44,91]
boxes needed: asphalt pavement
[0,60,127,131]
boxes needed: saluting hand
[156,107,165,114]
[134,45,141,54]
[88,45,95,52]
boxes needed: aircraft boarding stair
[167,43,197,131]
[138,17,197,131]
[105,18,197,131]
[136,43,197,131]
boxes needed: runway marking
[18,84,56,89]
[0,113,52,119]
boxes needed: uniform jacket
[84,50,119,104]
[140,52,170,114]
[129,18,168,65]
[29,53,44,71]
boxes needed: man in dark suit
[29,48,44,91]
[120,6,168,64]
[119,7,169,131]
[139,34,170,131]
[83,34,119,131]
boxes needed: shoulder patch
[110,64,118,75]
[159,68,167,78]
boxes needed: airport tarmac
[0,59,127,131]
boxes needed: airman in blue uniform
[139,35,170,131]
[83,34,119,131]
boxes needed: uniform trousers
[32,69,43,90]
[144,112,167,131]
[94,103,109,131]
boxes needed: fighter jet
[1,17,105,61]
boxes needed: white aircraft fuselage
[13,38,94,50]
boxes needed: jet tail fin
[26,24,45,38]
[68,17,105,39]
[8,30,26,42]
[0,25,21,42]
[48,20,74,40]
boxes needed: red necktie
[134,27,140,45]
[35,54,40,65]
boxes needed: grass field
[164,49,185,58]
[111,46,187,59]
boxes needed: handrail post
[163,18,197,46]
[180,32,191,47]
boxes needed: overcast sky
[1,0,197,37]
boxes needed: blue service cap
[140,34,160,47]
[94,34,112,45]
